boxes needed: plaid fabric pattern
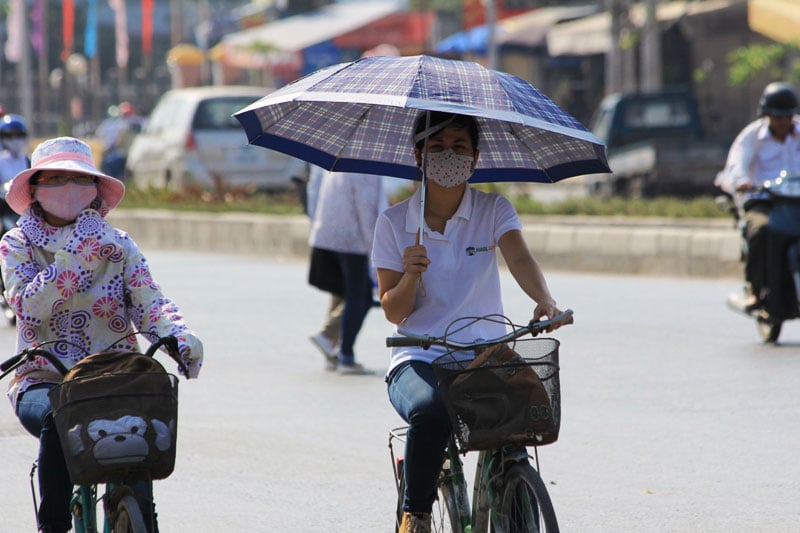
[235,55,609,183]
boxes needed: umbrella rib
[327,104,374,172]
[505,122,557,183]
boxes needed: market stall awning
[432,5,600,57]
[333,11,434,53]
[218,1,401,68]
[547,0,737,56]
[748,0,800,43]
[497,5,600,49]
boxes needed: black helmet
[759,82,798,117]
[0,114,28,136]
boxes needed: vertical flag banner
[85,0,98,58]
[142,0,154,57]
[63,0,75,61]
[5,0,24,63]
[31,0,44,59]
[108,0,129,68]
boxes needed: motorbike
[0,181,17,326]
[723,174,800,342]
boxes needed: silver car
[126,85,306,191]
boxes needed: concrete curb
[107,210,742,278]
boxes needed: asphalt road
[1,252,799,532]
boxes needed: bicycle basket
[432,338,560,452]
[48,351,179,485]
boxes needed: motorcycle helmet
[0,114,28,138]
[759,82,798,117]
[118,101,134,117]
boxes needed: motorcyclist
[0,114,31,186]
[96,101,145,179]
[715,82,800,312]
[0,114,28,325]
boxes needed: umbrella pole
[419,111,431,246]
[415,111,432,297]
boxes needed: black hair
[413,112,479,151]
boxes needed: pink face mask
[34,182,98,221]
[425,149,474,188]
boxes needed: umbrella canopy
[234,54,610,184]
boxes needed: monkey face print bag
[48,351,179,485]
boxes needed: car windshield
[192,97,261,130]
[622,99,692,129]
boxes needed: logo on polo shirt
[465,245,495,256]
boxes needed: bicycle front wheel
[492,463,559,533]
[112,495,147,533]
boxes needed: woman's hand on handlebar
[532,301,573,333]
[178,333,204,379]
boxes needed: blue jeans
[387,361,451,513]
[332,252,373,364]
[17,384,158,532]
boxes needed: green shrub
[119,185,727,218]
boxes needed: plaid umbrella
[234,54,609,184]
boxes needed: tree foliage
[726,43,800,85]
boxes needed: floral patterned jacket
[0,206,202,410]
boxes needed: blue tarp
[434,25,494,55]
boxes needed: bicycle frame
[29,462,142,533]
[71,484,99,533]
[390,427,542,533]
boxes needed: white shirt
[308,171,387,255]
[371,186,522,373]
[715,117,800,207]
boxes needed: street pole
[484,0,497,70]
[170,0,183,47]
[38,0,50,136]
[606,0,624,95]
[641,0,662,91]
[17,0,34,129]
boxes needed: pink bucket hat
[6,136,125,215]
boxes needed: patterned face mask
[425,149,474,188]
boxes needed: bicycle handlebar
[0,348,69,377]
[0,334,188,382]
[386,309,574,350]
[146,335,189,377]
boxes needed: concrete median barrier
[108,209,741,278]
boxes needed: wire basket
[432,338,560,452]
[49,371,179,485]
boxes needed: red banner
[62,0,74,61]
[142,0,153,56]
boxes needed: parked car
[585,89,730,197]
[126,85,307,192]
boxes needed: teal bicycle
[1,334,185,533]
[387,311,572,533]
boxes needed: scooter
[0,181,17,326]
[723,174,800,342]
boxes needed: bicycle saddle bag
[49,350,179,485]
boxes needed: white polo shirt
[372,186,523,373]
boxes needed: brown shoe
[399,511,431,533]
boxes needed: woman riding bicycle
[0,137,203,533]
[372,112,570,533]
